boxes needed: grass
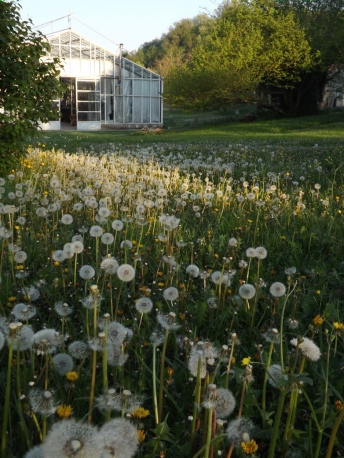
[30,109,344,154]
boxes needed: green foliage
[0,1,65,171]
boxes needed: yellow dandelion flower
[137,430,146,443]
[66,371,78,382]
[333,322,344,331]
[8,296,17,302]
[316,290,321,295]
[15,265,24,270]
[241,439,258,454]
[335,400,344,411]
[53,261,60,267]
[242,357,251,366]
[313,315,324,326]
[157,282,165,287]
[56,404,72,418]
[130,407,150,419]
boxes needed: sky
[19,0,216,55]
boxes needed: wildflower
[202,384,218,409]
[262,328,280,343]
[100,257,119,275]
[14,251,27,263]
[12,303,37,321]
[267,364,288,388]
[163,286,179,301]
[96,388,142,413]
[0,331,5,350]
[107,344,129,366]
[285,266,297,275]
[56,404,73,418]
[23,445,44,458]
[61,214,73,225]
[108,321,132,345]
[137,430,146,443]
[28,389,57,416]
[214,388,236,419]
[117,264,135,282]
[246,248,256,258]
[333,322,344,331]
[68,341,89,360]
[135,297,153,314]
[269,282,286,298]
[71,240,84,254]
[242,357,251,366]
[81,293,103,310]
[112,219,124,231]
[33,329,62,355]
[211,271,225,285]
[186,264,200,277]
[238,260,248,269]
[287,318,299,329]
[335,400,344,411]
[130,407,150,419]
[53,353,74,376]
[89,225,103,237]
[226,417,254,447]
[241,439,259,455]
[101,232,114,245]
[228,237,238,247]
[22,286,40,301]
[42,419,101,457]
[120,239,133,249]
[98,418,139,458]
[79,265,95,280]
[255,246,267,260]
[188,341,218,378]
[290,337,321,362]
[8,325,34,351]
[313,315,324,326]
[156,311,181,331]
[239,284,256,300]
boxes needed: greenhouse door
[76,79,101,131]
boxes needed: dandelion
[120,240,133,249]
[79,265,95,280]
[287,318,299,329]
[135,297,153,314]
[52,353,74,376]
[89,225,103,237]
[61,214,73,225]
[267,364,287,388]
[313,315,324,326]
[246,248,256,258]
[52,250,67,263]
[56,404,73,419]
[96,388,142,413]
[98,418,139,458]
[54,301,73,317]
[107,321,132,345]
[214,388,236,419]
[9,325,34,351]
[98,207,110,218]
[71,240,84,254]
[68,341,89,360]
[130,407,150,419]
[33,329,62,355]
[163,286,179,301]
[239,284,256,300]
[101,232,114,245]
[226,417,254,447]
[107,344,129,367]
[28,389,57,416]
[117,264,135,282]
[255,246,267,259]
[12,303,37,321]
[241,439,259,455]
[157,312,181,331]
[262,328,280,343]
[100,257,119,274]
[186,264,200,277]
[242,357,251,366]
[22,286,40,301]
[112,219,124,231]
[285,266,297,275]
[228,237,238,247]
[211,271,224,285]
[42,419,101,457]
[14,250,27,263]
[290,337,321,362]
[66,371,79,382]
[269,282,286,297]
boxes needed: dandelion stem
[191,358,202,437]
[88,349,97,423]
[158,328,169,423]
[1,332,14,458]
[262,341,274,414]
[152,343,159,425]
[325,408,344,458]
[225,343,235,389]
[204,407,213,458]
[268,389,288,458]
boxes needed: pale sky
[19,0,216,55]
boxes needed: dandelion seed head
[12,303,37,321]
[79,265,95,280]
[89,225,103,237]
[226,417,254,447]
[52,353,74,375]
[238,284,256,300]
[28,389,57,416]
[255,246,267,260]
[290,337,321,362]
[100,257,119,275]
[68,341,89,360]
[163,286,179,301]
[135,297,153,314]
[98,418,139,458]
[270,282,286,298]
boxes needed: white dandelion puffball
[89,225,103,237]
[14,251,27,263]
[135,297,153,314]
[52,353,74,376]
[238,284,256,300]
[79,265,95,280]
[186,264,200,278]
[117,264,135,282]
[255,246,267,259]
[100,257,119,275]
[163,286,179,301]
[101,232,114,245]
[71,241,84,254]
[52,250,67,263]
[269,282,286,297]
[246,247,257,258]
[111,219,124,231]
[290,337,321,362]
[61,214,73,225]
[228,237,238,247]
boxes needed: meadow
[1,111,344,458]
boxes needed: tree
[164,0,316,113]
[0,1,65,169]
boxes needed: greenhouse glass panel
[78,112,100,121]
[151,98,159,122]
[133,80,141,96]
[143,69,150,79]
[142,80,150,95]
[115,96,123,123]
[61,46,70,58]
[151,81,159,96]
[124,97,132,122]
[142,97,150,123]
[81,47,90,59]
[124,61,133,78]
[77,81,95,91]
[50,46,60,58]
[71,46,80,58]
[134,65,142,78]
[133,97,141,123]
[101,96,105,121]
[78,102,100,111]
[123,80,132,95]
[60,33,70,45]
[106,96,114,121]
[80,60,91,74]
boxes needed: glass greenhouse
[40,29,163,131]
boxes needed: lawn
[1,110,343,458]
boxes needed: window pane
[78,92,100,101]
[71,46,80,58]
[133,97,141,123]
[124,61,132,78]
[77,81,95,91]
[151,81,159,96]
[124,97,132,123]
[151,98,160,122]
[106,95,114,121]
[133,65,142,78]
[101,95,105,121]
[123,80,132,95]
[61,46,70,58]
[143,69,150,79]
[142,81,150,95]
[78,102,100,111]
[142,97,150,123]
[133,80,141,96]
[78,112,100,121]
[115,96,123,123]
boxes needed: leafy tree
[164,0,316,113]
[0,1,65,170]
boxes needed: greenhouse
[40,29,163,131]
